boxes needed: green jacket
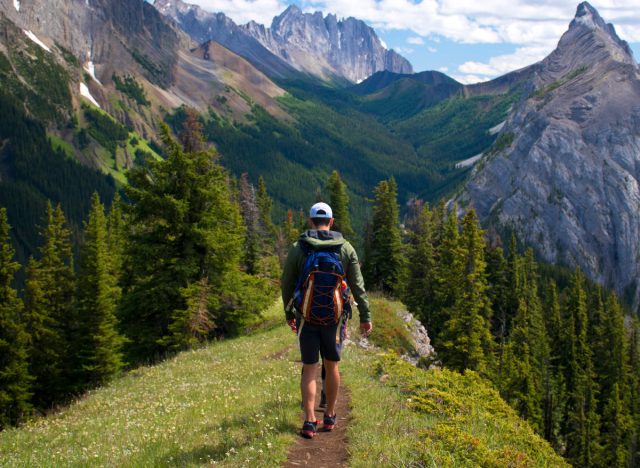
[281,229,371,323]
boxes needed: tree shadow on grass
[161,398,298,466]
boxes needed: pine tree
[590,291,632,466]
[542,280,566,448]
[431,209,460,334]
[364,178,406,296]
[297,208,308,233]
[600,383,631,467]
[238,173,260,275]
[628,317,640,467]
[439,210,493,375]
[592,291,629,408]
[563,270,601,466]
[0,208,32,428]
[500,250,549,433]
[256,176,276,240]
[24,203,75,406]
[403,204,437,330]
[326,170,354,240]
[106,192,126,295]
[495,235,521,382]
[75,193,125,387]
[119,121,246,360]
[276,209,300,266]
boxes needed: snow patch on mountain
[489,121,505,135]
[80,83,100,108]
[84,60,101,85]
[13,0,20,12]
[455,153,483,168]
[23,30,50,52]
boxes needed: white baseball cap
[309,202,333,219]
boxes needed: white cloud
[438,66,449,72]
[393,46,414,55]
[452,74,490,85]
[188,0,640,47]
[427,46,437,53]
[296,0,637,44]
[188,0,287,25]
[458,44,551,77]
[186,0,640,78]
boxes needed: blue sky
[177,0,640,83]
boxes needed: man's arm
[343,243,371,324]
[281,243,301,321]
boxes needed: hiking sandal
[323,413,337,431]
[301,420,319,438]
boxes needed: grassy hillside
[0,298,565,467]
[165,78,516,232]
[0,303,300,467]
[343,353,567,466]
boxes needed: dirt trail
[283,365,351,467]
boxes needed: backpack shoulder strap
[299,240,312,256]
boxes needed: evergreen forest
[1,116,639,467]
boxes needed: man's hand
[360,321,372,337]
[287,319,297,333]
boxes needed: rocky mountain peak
[278,4,302,18]
[460,2,640,310]
[551,1,635,69]
[153,0,413,83]
[573,1,605,26]
[255,7,413,82]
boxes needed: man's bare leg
[301,363,317,421]
[323,359,340,417]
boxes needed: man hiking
[282,202,372,439]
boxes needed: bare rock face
[153,1,413,83]
[0,0,286,135]
[153,0,296,79]
[246,5,413,83]
[1,0,180,87]
[460,2,640,309]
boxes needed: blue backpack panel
[293,244,349,326]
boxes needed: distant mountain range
[0,0,639,310]
[153,0,413,83]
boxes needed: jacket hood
[299,229,345,248]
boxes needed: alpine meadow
[1,0,640,467]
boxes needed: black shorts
[297,318,347,364]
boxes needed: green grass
[530,65,589,101]
[1,298,566,467]
[342,350,568,467]
[0,302,301,467]
[125,132,162,162]
[366,295,416,354]
[48,134,75,158]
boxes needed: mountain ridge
[153,0,413,83]
[460,1,640,309]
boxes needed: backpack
[292,243,351,326]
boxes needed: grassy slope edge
[343,296,567,467]
[0,298,565,467]
[0,303,301,467]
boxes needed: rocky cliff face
[153,0,296,79]
[0,0,285,115]
[243,5,413,83]
[153,1,413,83]
[1,0,181,87]
[460,2,640,309]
